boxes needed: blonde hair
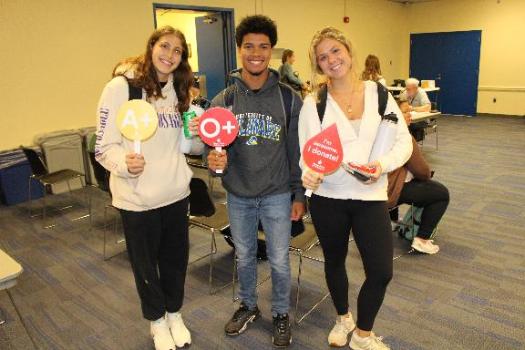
[308,27,361,100]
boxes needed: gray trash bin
[79,126,97,185]
[34,130,85,194]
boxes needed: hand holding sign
[116,100,158,154]
[302,123,343,197]
[198,107,239,174]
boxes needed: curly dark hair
[112,26,193,115]
[235,15,277,48]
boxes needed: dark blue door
[410,30,481,116]
[195,15,227,100]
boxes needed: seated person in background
[190,76,211,110]
[399,78,431,112]
[361,54,386,86]
[388,100,449,254]
[278,49,307,94]
[399,78,431,141]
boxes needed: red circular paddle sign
[303,124,343,174]
[198,107,239,148]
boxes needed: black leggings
[397,179,449,239]
[309,195,393,331]
[119,197,189,321]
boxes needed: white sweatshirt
[298,81,412,201]
[95,73,203,211]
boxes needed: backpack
[316,81,389,123]
[398,205,438,241]
[223,82,295,133]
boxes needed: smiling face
[315,38,352,81]
[151,34,183,82]
[238,33,272,77]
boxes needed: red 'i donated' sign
[303,123,343,174]
[198,107,239,148]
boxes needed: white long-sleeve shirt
[298,81,412,201]
[95,73,203,211]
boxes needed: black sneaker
[224,303,260,336]
[272,313,292,347]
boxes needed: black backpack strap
[124,77,143,100]
[316,84,328,124]
[376,81,388,117]
[278,83,293,133]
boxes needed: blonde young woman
[299,28,412,350]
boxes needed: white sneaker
[328,312,356,347]
[349,332,390,350]
[167,312,191,348]
[150,318,175,350]
[411,237,440,254]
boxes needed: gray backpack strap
[223,84,237,108]
[278,83,293,133]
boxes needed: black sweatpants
[309,195,393,331]
[397,179,449,239]
[119,197,189,321]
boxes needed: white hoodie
[95,72,203,211]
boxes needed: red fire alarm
[343,16,350,23]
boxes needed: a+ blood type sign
[198,107,239,148]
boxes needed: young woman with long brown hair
[95,26,202,350]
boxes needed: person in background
[278,49,307,94]
[96,26,203,350]
[398,78,431,141]
[388,99,449,254]
[399,78,431,112]
[361,54,386,86]
[190,76,211,110]
[299,27,412,350]
[207,15,305,348]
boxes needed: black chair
[187,177,232,295]
[21,147,87,228]
[87,152,124,260]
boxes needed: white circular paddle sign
[116,100,158,141]
[198,107,239,148]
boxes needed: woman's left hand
[189,116,200,136]
[364,161,382,184]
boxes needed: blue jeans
[227,191,292,315]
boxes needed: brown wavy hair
[112,26,193,115]
[361,54,382,82]
[281,49,294,64]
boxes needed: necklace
[330,88,353,114]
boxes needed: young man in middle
[207,15,305,348]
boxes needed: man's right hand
[126,153,145,175]
[207,149,227,172]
